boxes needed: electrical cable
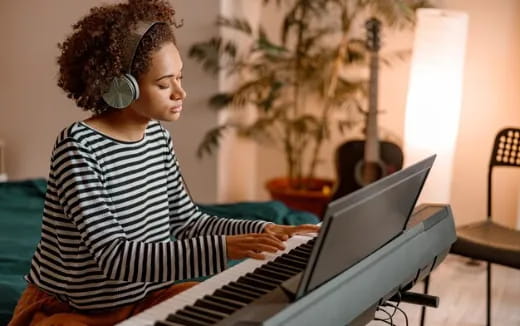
[384,301,409,326]
[375,306,394,325]
[382,292,401,321]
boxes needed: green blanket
[0,179,318,325]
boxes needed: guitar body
[331,140,403,201]
[331,17,404,201]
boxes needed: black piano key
[175,309,217,324]
[227,282,266,298]
[155,320,184,326]
[263,262,298,277]
[266,260,301,274]
[165,312,210,326]
[214,288,254,304]
[300,243,314,251]
[274,255,307,269]
[227,281,269,296]
[245,272,281,287]
[156,239,318,326]
[290,247,312,259]
[194,297,235,315]
[237,275,277,291]
[254,266,292,281]
[202,294,245,310]
[283,252,307,265]
[184,305,227,320]
[176,309,218,324]
[222,284,258,300]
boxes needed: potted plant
[189,0,429,217]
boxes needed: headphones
[102,21,166,109]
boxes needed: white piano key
[116,234,314,326]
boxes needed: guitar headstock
[365,17,381,53]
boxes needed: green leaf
[217,16,253,35]
[197,125,229,158]
[208,93,234,110]
[188,37,238,75]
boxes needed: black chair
[421,127,520,326]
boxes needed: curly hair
[57,0,180,114]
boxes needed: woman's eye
[177,75,183,81]
[158,84,169,89]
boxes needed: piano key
[165,313,210,326]
[283,253,308,265]
[202,294,246,310]
[116,234,316,326]
[213,288,255,304]
[254,266,292,281]
[265,260,301,274]
[193,297,235,315]
[237,274,277,291]
[246,272,282,286]
[227,281,269,296]
[291,247,312,259]
[184,305,227,320]
[262,263,298,277]
[274,255,307,269]
[154,320,185,326]
[176,308,220,324]
[223,283,263,299]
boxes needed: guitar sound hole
[354,160,386,186]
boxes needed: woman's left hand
[263,223,320,241]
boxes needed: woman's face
[130,42,186,122]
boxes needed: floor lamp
[403,9,469,204]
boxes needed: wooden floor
[367,255,520,326]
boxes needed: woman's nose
[171,83,186,100]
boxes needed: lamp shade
[403,9,469,203]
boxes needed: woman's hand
[226,233,286,260]
[263,223,321,241]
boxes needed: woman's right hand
[226,233,286,260]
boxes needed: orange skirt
[8,282,198,326]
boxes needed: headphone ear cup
[102,74,139,109]
[124,73,140,101]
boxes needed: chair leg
[486,262,491,326]
[420,275,430,326]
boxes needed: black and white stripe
[26,121,268,311]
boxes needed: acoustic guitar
[331,17,403,200]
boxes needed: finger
[246,250,266,260]
[269,232,289,241]
[248,233,286,246]
[292,224,321,234]
[252,243,283,253]
[256,236,286,250]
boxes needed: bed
[0,179,319,325]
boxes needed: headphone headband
[122,21,165,74]
[102,21,167,109]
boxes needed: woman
[8,1,318,325]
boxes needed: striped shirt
[26,120,268,311]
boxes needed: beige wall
[219,0,520,227]
[1,1,520,225]
[0,0,219,203]
[440,0,520,226]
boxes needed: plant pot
[265,177,334,219]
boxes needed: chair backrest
[488,127,520,219]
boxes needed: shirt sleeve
[161,128,269,239]
[52,136,227,282]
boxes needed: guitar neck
[365,53,380,163]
